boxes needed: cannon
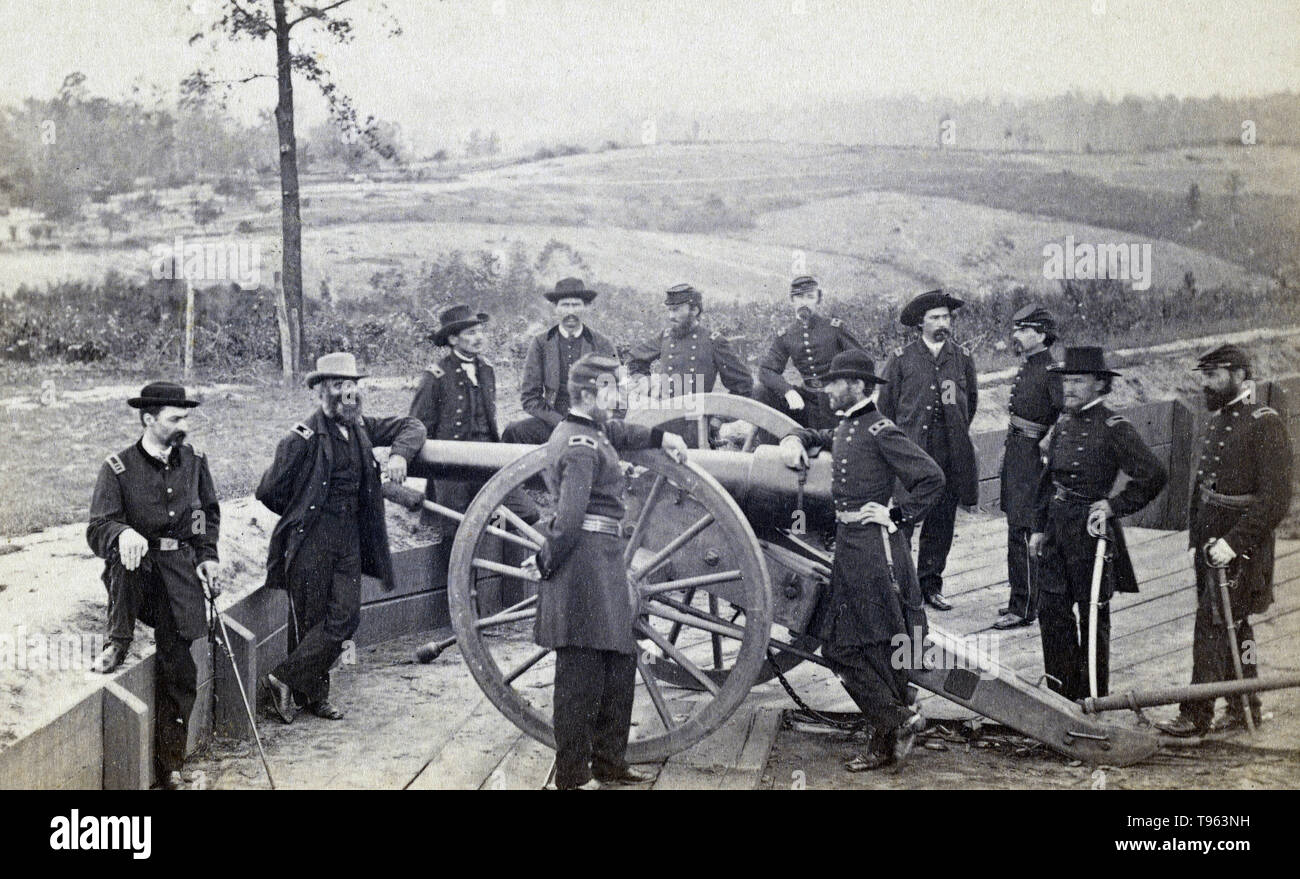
[399,394,1293,768]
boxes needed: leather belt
[1199,485,1256,511]
[1009,413,1051,439]
[581,514,623,536]
[149,537,182,551]
[802,378,825,390]
[1052,482,1102,505]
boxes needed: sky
[2,0,1298,151]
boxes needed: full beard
[327,393,364,424]
[165,429,187,448]
[669,320,694,339]
[1203,385,1238,412]
[795,306,812,322]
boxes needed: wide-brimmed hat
[1193,342,1251,374]
[544,277,598,304]
[306,352,368,388]
[1049,346,1121,377]
[900,289,964,328]
[432,304,490,346]
[664,283,703,313]
[127,381,200,409]
[821,349,887,385]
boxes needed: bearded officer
[879,289,979,612]
[779,350,944,771]
[756,275,865,429]
[1030,347,1167,700]
[627,283,752,404]
[995,305,1063,629]
[257,352,426,723]
[501,278,617,445]
[526,354,689,789]
[1158,344,1292,737]
[87,381,221,789]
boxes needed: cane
[1204,542,1256,736]
[1087,529,1109,700]
[205,585,277,789]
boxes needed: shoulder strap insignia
[291,422,314,440]
[1105,415,1128,427]
[106,453,125,474]
[894,346,904,357]
[662,328,671,338]
[710,330,721,341]
[187,444,204,458]
[830,318,843,327]
[568,434,599,450]
[1253,406,1279,419]
[427,363,445,378]
[867,417,894,436]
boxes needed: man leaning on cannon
[1158,343,1293,737]
[256,352,426,724]
[87,381,221,789]
[524,353,689,790]
[779,349,945,771]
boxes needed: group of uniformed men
[86,272,1291,787]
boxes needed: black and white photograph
[0,0,1297,842]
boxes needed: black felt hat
[1049,346,1121,377]
[432,304,490,346]
[544,277,599,304]
[127,381,200,409]
[900,289,964,327]
[821,349,888,385]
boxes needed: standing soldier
[627,283,752,407]
[1158,344,1292,737]
[501,278,617,445]
[87,382,221,789]
[879,289,979,612]
[257,352,426,723]
[995,305,1063,629]
[1030,347,1167,701]
[756,275,865,429]
[779,350,945,771]
[526,354,689,790]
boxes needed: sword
[205,587,277,789]
[1204,542,1256,736]
[1087,529,1110,700]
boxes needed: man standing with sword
[1030,348,1166,701]
[1159,344,1293,737]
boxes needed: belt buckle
[158,537,179,551]
[804,378,823,390]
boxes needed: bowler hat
[1049,346,1121,377]
[1194,343,1251,374]
[790,275,820,296]
[821,349,887,385]
[432,304,490,346]
[900,289,964,328]
[306,352,368,388]
[544,277,599,305]
[127,381,200,409]
[568,353,622,393]
[664,283,703,313]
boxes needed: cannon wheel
[447,446,773,762]
[625,393,822,690]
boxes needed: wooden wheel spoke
[471,557,538,581]
[637,569,742,598]
[503,646,550,685]
[740,429,758,453]
[630,512,715,582]
[646,595,746,642]
[708,594,724,670]
[636,652,677,732]
[484,515,541,552]
[495,505,546,548]
[624,473,666,566]
[637,622,720,696]
[474,594,538,630]
[696,414,710,449]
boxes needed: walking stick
[206,587,277,789]
[1087,532,1108,700]
[1204,542,1256,736]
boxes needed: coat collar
[547,323,591,342]
[838,399,878,421]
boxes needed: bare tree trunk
[273,0,303,375]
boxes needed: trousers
[1180,559,1261,726]
[552,647,636,789]
[1006,524,1040,620]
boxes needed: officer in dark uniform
[257,352,426,723]
[779,350,945,771]
[87,381,221,789]
[1158,344,1293,736]
[527,354,689,790]
[627,283,752,407]
[408,305,505,536]
[501,278,618,445]
[879,289,979,611]
[995,305,1063,629]
[756,275,865,429]
[1030,347,1167,701]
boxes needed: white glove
[520,555,542,582]
[117,528,148,571]
[1086,500,1112,538]
[784,389,805,411]
[779,436,809,470]
[856,501,896,533]
[1206,538,1237,567]
[660,432,688,463]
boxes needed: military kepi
[568,353,621,392]
[900,288,964,327]
[1194,342,1251,374]
[664,283,703,312]
[127,381,200,409]
[821,349,888,385]
[790,275,819,296]
[306,351,367,388]
[544,277,598,304]
[1012,304,1056,336]
[1049,346,1121,377]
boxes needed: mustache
[166,430,187,447]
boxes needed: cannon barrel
[417,440,836,532]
